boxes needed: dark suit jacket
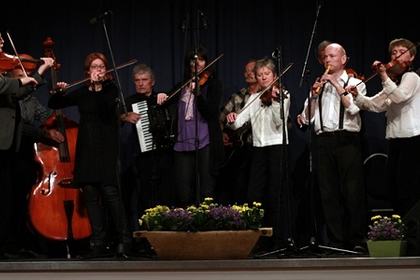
[0,73,43,150]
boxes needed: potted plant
[367,214,407,257]
[133,197,272,259]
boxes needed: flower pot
[133,228,272,260]
[367,240,407,257]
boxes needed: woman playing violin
[226,57,290,250]
[49,52,131,258]
[156,47,224,207]
[348,38,420,218]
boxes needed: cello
[28,37,91,249]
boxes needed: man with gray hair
[120,64,174,233]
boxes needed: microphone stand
[299,2,321,88]
[190,4,198,205]
[95,13,130,258]
[191,5,206,205]
[276,47,296,255]
[98,15,128,114]
[297,2,359,256]
[193,50,201,205]
[256,48,296,258]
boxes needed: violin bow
[64,59,138,90]
[166,53,224,102]
[5,31,29,77]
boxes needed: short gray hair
[132,63,155,81]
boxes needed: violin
[198,70,210,86]
[358,59,407,85]
[358,44,416,87]
[165,53,224,102]
[346,67,365,81]
[372,59,408,79]
[260,81,281,106]
[0,51,43,73]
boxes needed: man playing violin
[299,43,367,253]
[1,66,65,258]
[0,35,56,258]
[348,38,420,222]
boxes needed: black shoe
[115,242,131,260]
[83,244,112,259]
[16,248,47,259]
[353,245,368,254]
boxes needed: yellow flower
[371,215,382,221]
[138,198,264,231]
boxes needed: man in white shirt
[300,43,367,252]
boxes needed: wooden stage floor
[1,255,420,280]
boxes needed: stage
[1,256,420,280]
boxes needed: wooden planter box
[133,228,272,260]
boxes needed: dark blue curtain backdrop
[1,0,418,165]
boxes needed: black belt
[317,130,359,138]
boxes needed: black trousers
[388,135,420,216]
[217,144,252,205]
[124,150,174,231]
[315,131,366,248]
[0,150,14,252]
[174,145,214,206]
[83,183,130,247]
[248,144,288,244]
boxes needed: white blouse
[229,91,290,147]
[354,71,420,139]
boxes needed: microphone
[181,19,187,32]
[89,10,113,25]
[199,10,208,29]
[272,47,281,59]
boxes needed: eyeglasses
[90,64,106,70]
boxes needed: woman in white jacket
[227,57,290,249]
[348,38,420,217]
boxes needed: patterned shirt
[220,88,253,145]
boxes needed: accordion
[132,100,175,152]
